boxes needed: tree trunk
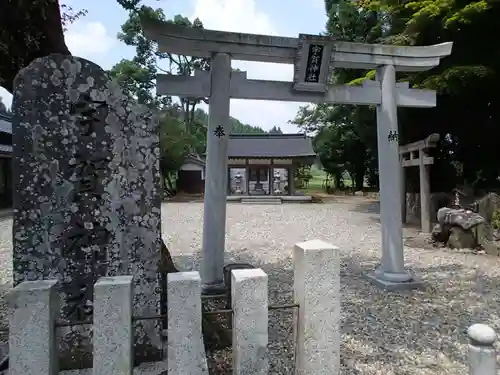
[354,166,366,191]
[335,174,342,189]
[0,0,70,93]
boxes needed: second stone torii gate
[141,19,453,291]
[400,133,440,233]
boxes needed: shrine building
[227,133,315,197]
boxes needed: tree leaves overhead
[295,0,500,191]
[116,0,144,11]
[359,0,500,190]
[111,5,269,186]
[115,0,163,12]
[110,7,208,184]
[110,7,210,132]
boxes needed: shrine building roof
[227,133,315,159]
[0,114,12,135]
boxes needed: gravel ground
[0,198,499,374]
[163,198,500,375]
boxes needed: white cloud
[312,0,326,10]
[192,0,304,132]
[65,21,115,56]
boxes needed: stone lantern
[274,170,282,195]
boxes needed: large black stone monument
[11,54,163,369]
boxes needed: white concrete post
[93,276,134,375]
[419,151,432,233]
[167,272,208,375]
[293,240,340,374]
[468,324,497,375]
[231,268,268,375]
[373,65,412,284]
[8,280,58,375]
[202,52,232,291]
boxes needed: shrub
[492,209,500,229]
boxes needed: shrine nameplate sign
[293,34,335,93]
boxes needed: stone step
[241,198,282,205]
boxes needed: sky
[0,0,327,132]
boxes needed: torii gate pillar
[369,65,412,285]
[202,52,231,291]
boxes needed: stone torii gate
[141,19,453,291]
[400,133,440,233]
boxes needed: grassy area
[307,175,324,190]
[298,165,356,195]
[306,166,326,193]
[297,165,326,195]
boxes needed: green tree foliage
[158,114,198,192]
[110,58,167,108]
[109,7,208,124]
[292,0,381,190]
[295,165,313,189]
[110,6,269,186]
[382,0,500,192]
[332,0,500,192]
[297,0,500,192]
[192,109,266,134]
[109,7,206,184]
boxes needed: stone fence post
[231,268,268,375]
[468,324,497,375]
[293,240,340,374]
[8,280,59,375]
[93,276,134,375]
[167,271,208,375]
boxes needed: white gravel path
[163,198,500,375]
[0,198,499,374]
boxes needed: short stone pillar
[231,268,268,375]
[468,324,497,375]
[293,240,340,374]
[167,272,208,375]
[93,276,134,375]
[8,280,59,375]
